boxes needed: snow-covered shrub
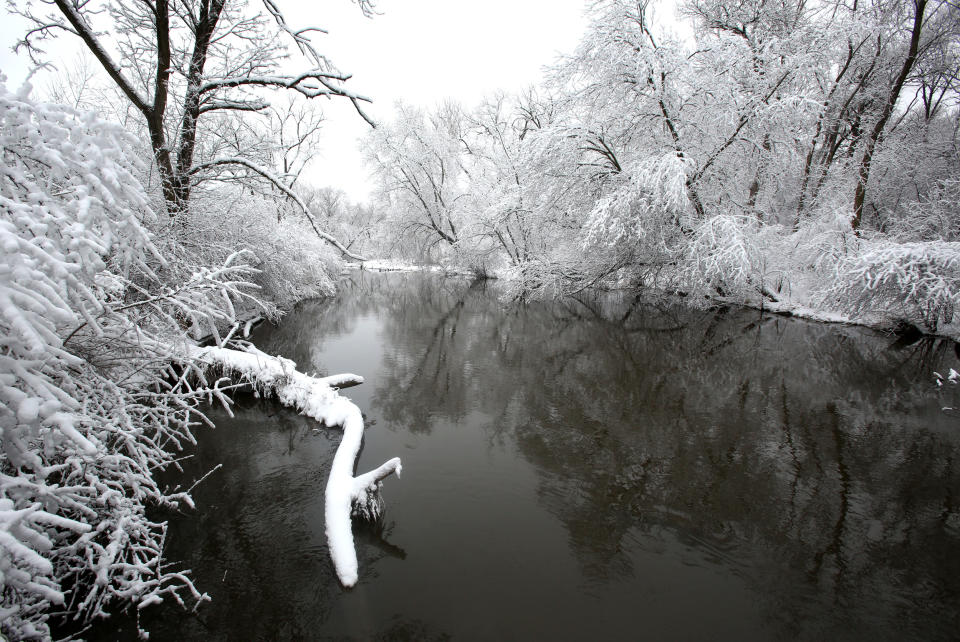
[154,190,341,318]
[247,216,340,309]
[499,239,639,300]
[500,257,586,299]
[886,178,960,242]
[821,240,960,332]
[791,201,860,272]
[680,215,772,300]
[0,82,260,638]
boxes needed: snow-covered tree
[0,74,401,636]
[12,0,369,258]
[356,0,960,328]
[462,94,538,268]
[365,102,472,257]
[300,186,388,258]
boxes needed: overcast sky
[0,0,589,202]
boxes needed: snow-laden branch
[189,157,367,261]
[190,344,401,587]
[0,84,251,637]
[50,0,151,116]
[199,98,270,114]
[199,70,375,127]
[256,0,377,128]
[822,239,960,332]
[261,0,330,67]
[199,70,362,98]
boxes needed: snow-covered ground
[345,259,480,277]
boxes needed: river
[90,270,960,640]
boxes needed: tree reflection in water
[82,271,960,641]
[340,272,959,640]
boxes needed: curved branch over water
[190,344,401,587]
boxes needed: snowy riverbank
[345,258,960,342]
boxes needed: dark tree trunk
[149,0,179,213]
[171,0,227,211]
[852,0,927,231]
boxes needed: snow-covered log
[190,344,401,587]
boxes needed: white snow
[189,157,365,261]
[346,259,479,277]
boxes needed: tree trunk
[149,0,179,214]
[171,0,227,211]
[852,0,927,231]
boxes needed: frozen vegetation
[2,0,960,638]
[358,0,960,338]
[0,81,242,638]
[0,76,397,638]
[1,0,386,634]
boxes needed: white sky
[0,0,589,203]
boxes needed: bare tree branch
[190,157,367,261]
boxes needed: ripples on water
[87,271,960,641]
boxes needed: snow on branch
[681,214,780,302]
[190,344,401,587]
[262,0,377,57]
[199,98,271,114]
[200,69,375,127]
[199,69,377,127]
[0,82,258,638]
[199,70,367,100]
[262,0,330,64]
[821,240,960,332]
[582,152,694,251]
[189,157,367,261]
[45,0,151,114]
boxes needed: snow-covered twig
[0,84,261,638]
[822,240,960,331]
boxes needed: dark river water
[91,270,960,641]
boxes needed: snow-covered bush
[500,257,586,299]
[158,190,341,318]
[498,239,640,300]
[887,178,960,242]
[0,82,260,639]
[821,240,960,332]
[680,215,772,301]
[791,200,860,272]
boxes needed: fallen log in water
[190,344,401,587]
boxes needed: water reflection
[334,272,959,640]
[82,271,960,641]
